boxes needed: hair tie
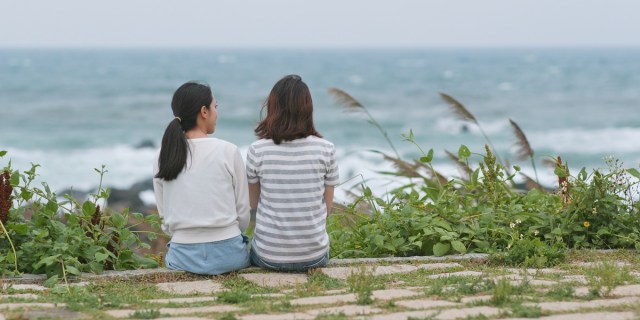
[175,116,182,123]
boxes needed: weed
[314,312,349,320]
[218,313,238,320]
[131,309,161,319]
[346,266,376,305]
[218,290,251,304]
[509,304,543,318]
[585,261,632,296]
[489,279,514,306]
[544,283,575,299]
[305,271,345,291]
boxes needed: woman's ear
[200,105,208,118]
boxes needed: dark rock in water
[58,178,155,214]
[129,178,153,194]
[108,187,146,213]
[135,139,156,149]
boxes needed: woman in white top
[153,82,251,275]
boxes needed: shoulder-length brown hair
[255,75,321,144]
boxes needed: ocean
[1,48,639,203]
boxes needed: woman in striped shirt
[246,75,339,272]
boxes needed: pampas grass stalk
[509,119,539,184]
[329,87,401,159]
[439,92,504,167]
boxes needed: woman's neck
[185,128,208,139]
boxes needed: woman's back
[247,136,338,263]
[155,138,249,244]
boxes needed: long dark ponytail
[155,82,213,181]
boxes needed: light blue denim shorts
[165,235,250,275]
[250,247,329,272]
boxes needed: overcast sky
[1,0,639,48]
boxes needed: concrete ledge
[1,254,489,284]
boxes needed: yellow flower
[583,221,590,228]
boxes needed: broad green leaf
[420,149,434,163]
[7,223,28,236]
[0,150,7,157]
[433,242,450,256]
[111,212,127,228]
[65,265,81,276]
[82,201,96,216]
[131,212,144,221]
[578,167,588,181]
[10,171,20,185]
[34,254,61,269]
[472,240,490,249]
[95,252,109,263]
[458,145,471,162]
[363,187,372,198]
[554,166,569,178]
[513,165,521,172]
[627,168,640,180]
[43,274,59,288]
[451,240,466,254]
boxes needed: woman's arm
[248,182,260,224]
[324,185,334,217]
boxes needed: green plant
[327,89,640,260]
[346,266,376,305]
[218,313,239,320]
[499,238,567,268]
[585,261,632,296]
[509,304,543,318]
[131,309,161,319]
[544,283,575,299]
[218,289,251,304]
[489,279,514,306]
[314,313,349,320]
[0,151,161,285]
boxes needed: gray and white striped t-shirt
[246,136,339,263]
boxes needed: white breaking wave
[3,145,158,192]
[531,127,640,154]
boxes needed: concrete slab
[306,305,383,316]
[372,289,420,300]
[0,303,65,310]
[239,273,308,288]
[502,311,637,320]
[436,306,501,320]
[290,293,357,306]
[154,318,212,320]
[105,305,241,318]
[0,293,39,300]
[560,275,589,284]
[459,295,493,304]
[7,284,47,291]
[394,298,459,309]
[146,297,218,304]
[611,284,640,297]
[353,310,438,320]
[427,271,484,279]
[156,280,224,295]
[529,296,640,312]
[576,261,631,268]
[505,268,565,275]
[374,265,419,276]
[416,263,463,270]
[319,264,427,280]
[22,309,85,319]
[241,312,314,320]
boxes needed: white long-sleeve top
[153,138,250,244]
